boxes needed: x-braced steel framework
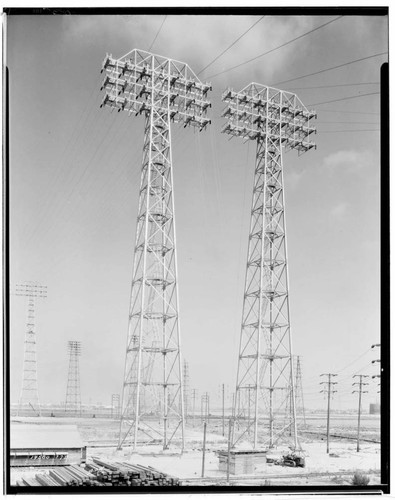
[222,83,316,450]
[65,341,82,416]
[111,393,121,419]
[294,356,307,427]
[16,282,47,416]
[100,49,212,451]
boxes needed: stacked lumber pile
[85,457,180,486]
[15,458,180,487]
[15,465,101,487]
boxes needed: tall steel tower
[222,83,316,449]
[16,282,47,416]
[65,341,82,416]
[100,49,212,450]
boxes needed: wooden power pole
[352,374,369,452]
[320,373,338,454]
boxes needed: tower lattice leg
[233,136,298,450]
[118,101,184,451]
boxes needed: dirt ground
[10,413,382,487]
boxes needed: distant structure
[16,282,47,416]
[222,83,316,449]
[100,49,211,451]
[111,394,121,419]
[183,360,190,421]
[201,392,210,423]
[294,356,307,426]
[369,403,380,415]
[65,341,82,416]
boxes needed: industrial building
[10,423,86,467]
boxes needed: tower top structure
[15,282,47,299]
[222,83,316,153]
[100,49,211,130]
[68,340,82,354]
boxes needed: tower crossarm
[100,50,212,131]
[221,83,317,154]
[15,283,48,299]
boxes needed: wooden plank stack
[15,458,180,487]
[85,457,180,486]
[16,465,101,487]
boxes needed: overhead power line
[287,82,379,91]
[273,51,388,86]
[308,91,380,107]
[148,15,167,51]
[207,15,343,79]
[318,120,379,124]
[320,129,379,133]
[197,16,265,76]
[319,109,379,115]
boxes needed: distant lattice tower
[65,341,82,416]
[284,355,307,432]
[100,49,212,451]
[16,282,47,416]
[294,356,307,426]
[111,394,121,419]
[222,83,316,450]
[183,360,190,421]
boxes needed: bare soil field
[10,413,382,487]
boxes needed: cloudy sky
[7,9,387,411]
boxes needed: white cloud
[322,149,374,174]
[323,150,359,168]
[62,14,314,87]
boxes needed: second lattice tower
[222,83,316,450]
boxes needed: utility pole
[222,84,316,449]
[100,50,212,452]
[371,344,381,394]
[226,417,234,483]
[372,375,381,394]
[192,389,197,427]
[201,393,209,423]
[16,282,47,417]
[201,420,207,478]
[222,383,225,437]
[352,375,369,452]
[65,341,82,416]
[183,360,189,423]
[320,373,338,454]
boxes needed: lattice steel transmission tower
[65,341,82,416]
[294,356,306,426]
[100,49,212,450]
[16,282,47,416]
[222,83,316,449]
[111,394,121,419]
